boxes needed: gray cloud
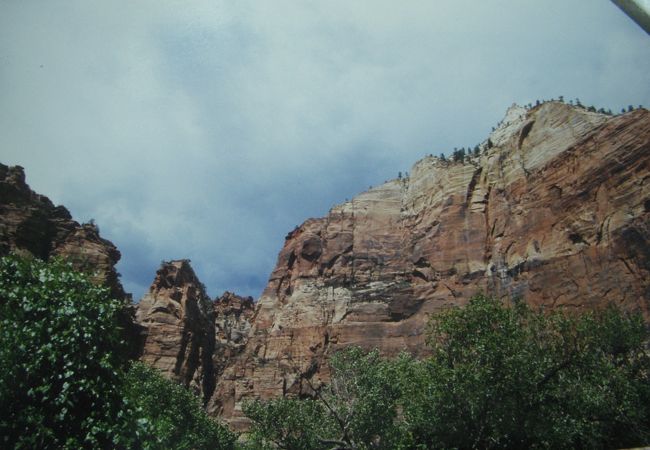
[1,0,649,300]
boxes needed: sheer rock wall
[207,102,650,428]
[135,264,255,403]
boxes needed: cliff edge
[207,101,650,428]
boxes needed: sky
[1,1,649,301]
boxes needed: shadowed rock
[0,163,126,300]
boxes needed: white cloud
[1,0,649,300]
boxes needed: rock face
[208,102,650,428]
[135,262,256,403]
[0,163,126,299]
[136,260,217,401]
[213,292,256,380]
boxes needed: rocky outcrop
[6,102,648,430]
[0,163,126,299]
[134,265,256,404]
[208,102,650,428]
[135,260,217,401]
[213,292,255,380]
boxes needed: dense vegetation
[1,255,648,449]
[245,295,650,449]
[0,255,235,449]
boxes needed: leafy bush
[244,397,334,450]
[414,295,650,448]
[0,255,236,449]
[0,255,136,448]
[124,362,236,450]
[244,348,403,449]
[244,295,650,449]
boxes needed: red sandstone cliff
[135,260,217,401]
[135,262,255,403]
[214,292,256,380]
[3,101,648,430]
[0,163,126,300]
[207,102,650,428]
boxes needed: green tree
[124,362,236,450]
[0,255,237,449]
[244,397,334,450]
[245,348,404,450]
[0,255,137,449]
[411,295,650,449]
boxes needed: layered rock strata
[208,102,650,428]
[0,163,126,299]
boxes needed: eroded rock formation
[213,292,256,380]
[134,263,256,403]
[208,102,650,428]
[135,260,217,401]
[0,163,126,299]
[4,101,649,431]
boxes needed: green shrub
[0,255,237,449]
[416,295,650,449]
[244,295,650,449]
[124,362,236,450]
[0,255,136,448]
[245,348,403,449]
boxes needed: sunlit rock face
[135,260,217,401]
[0,163,126,300]
[135,263,257,404]
[207,102,650,429]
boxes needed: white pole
[611,0,650,34]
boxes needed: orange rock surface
[208,102,650,428]
[136,260,217,401]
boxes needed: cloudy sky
[1,1,649,300]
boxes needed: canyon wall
[0,163,126,300]
[207,102,650,428]
[2,101,649,431]
[135,262,255,403]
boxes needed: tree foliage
[0,255,236,449]
[417,295,650,449]
[124,362,236,450]
[245,295,650,449]
[0,255,136,448]
[244,348,404,449]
